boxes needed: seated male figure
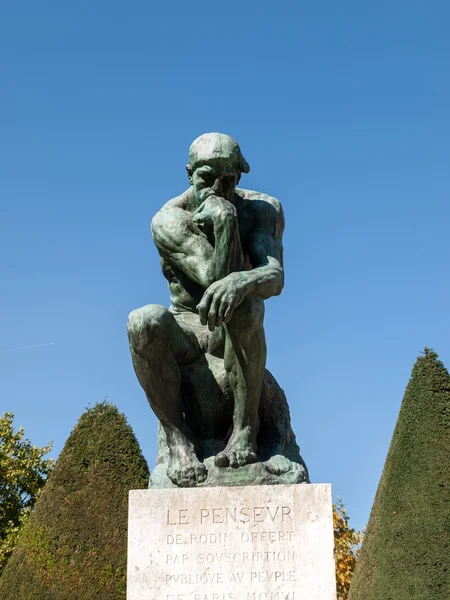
[127,133,285,487]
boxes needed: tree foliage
[348,348,450,599]
[1,406,365,598]
[0,412,53,574]
[0,401,149,599]
[333,500,363,599]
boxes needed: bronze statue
[128,133,308,488]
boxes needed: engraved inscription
[128,485,337,600]
[247,594,296,600]
[199,505,291,525]
[167,505,292,527]
[160,503,297,599]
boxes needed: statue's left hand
[197,272,247,331]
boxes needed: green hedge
[349,349,450,599]
[0,402,149,599]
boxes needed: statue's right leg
[127,304,207,487]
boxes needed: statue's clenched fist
[193,195,237,229]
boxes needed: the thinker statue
[128,133,308,488]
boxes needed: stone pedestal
[127,484,337,600]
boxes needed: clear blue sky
[1,1,449,533]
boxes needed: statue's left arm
[197,197,284,329]
[244,197,285,299]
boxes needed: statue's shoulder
[236,188,283,225]
[237,188,282,210]
[151,190,191,242]
[157,189,191,214]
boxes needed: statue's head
[187,133,250,203]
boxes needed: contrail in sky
[0,342,55,353]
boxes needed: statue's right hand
[193,195,237,227]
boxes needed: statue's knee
[127,304,169,349]
[229,296,265,330]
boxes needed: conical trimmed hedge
[0,401,149,599]
[349,348,450,599]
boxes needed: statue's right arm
[151,207,215,289]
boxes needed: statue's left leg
[215,295,266,468]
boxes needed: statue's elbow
[274,284,283,297]
[274,272,284,296]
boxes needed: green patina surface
[127,133,308,488]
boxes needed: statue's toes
[168,463,206,487]
[196,464,208,483]
[167,467,183,487]
[183,468,198,487]
[215,449,257,469]
[170,467,191,487]
[246,451,257,465]
[215,452,230,468]
[236,453,246,467]
[229,452,239,468]
[183,464,207,486]
[264,455,292,475]
[237,451,256,467]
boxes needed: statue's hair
[189,133,250,174]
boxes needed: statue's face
[192,160,240,203]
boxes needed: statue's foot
[264,454,301,476]
[167,446,207,487]
[215,428,257,469]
